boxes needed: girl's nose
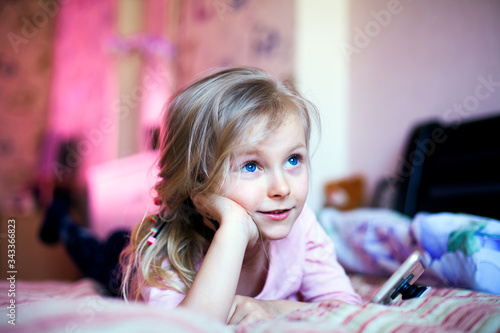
[268,171,291,198]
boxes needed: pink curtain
[46,0,117,183]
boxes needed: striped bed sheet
[1,275,499,332]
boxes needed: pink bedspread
[1,275,499,332]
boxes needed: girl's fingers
[192,193,259,242]
[227,296,268,325]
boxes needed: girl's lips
[259,209,291,221]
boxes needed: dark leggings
[63,225,129,296]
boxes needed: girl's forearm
[178,224,248,321]
[270,299,309,313]
[227,296,310,325]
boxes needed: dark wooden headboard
[387,113,500,220]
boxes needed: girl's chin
[259,224,294,241]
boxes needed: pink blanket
[1,275,499,332]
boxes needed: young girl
[120,67,361,325]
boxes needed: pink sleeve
[140,259,188,309]
[142,284,186,308]
[299,207,362,305]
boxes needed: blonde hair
[120,67,319,301]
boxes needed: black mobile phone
[371,251,430,305]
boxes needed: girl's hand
[227,295,280,325]
[227,296,308,325]
[191,193,259,246]
[180,194,260,322]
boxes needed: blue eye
[286,155,301,168]
[242,162,258,173]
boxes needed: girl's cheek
[295,168,310,200]
[288,164,307,177]
[225,181,260,209]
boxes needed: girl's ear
[189,193,219,231]
[201,216,219,232]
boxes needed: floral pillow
[412,212,500,294]
[319,208,500,295]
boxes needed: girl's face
[222,113,309,240]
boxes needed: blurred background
[1,0,499,280]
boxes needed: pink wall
[177,0,294,87]
[348,0,500,204]
[0,2,55,213]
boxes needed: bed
[1,273,499,332]
[2,206,500,332]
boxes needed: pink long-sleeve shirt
[142,204,362,307]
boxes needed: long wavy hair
[119,67,319,301]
